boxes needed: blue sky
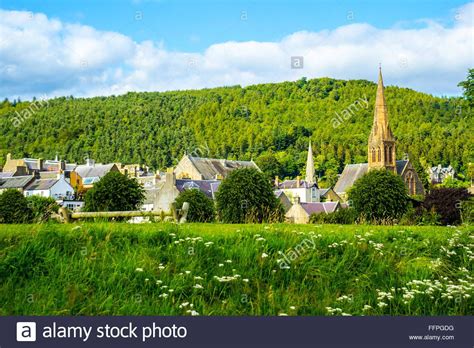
[3,0,468,51]
[0,1,473,99]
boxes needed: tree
[439,176,469,189]
[26,195,59,223]
[174,189,215,222]
[0,189,32,223]
[458,68,473,106]
[423,188,471,225]
[255,153,283,180]
[348,169,409,223]
[83,172,145,212]
[215,168,284,223]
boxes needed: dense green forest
[1,77,472,184]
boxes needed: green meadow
[0,223,472,316]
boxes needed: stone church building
[334,68,424,199]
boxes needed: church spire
[368,66,396,173]
[374,65,390,135]
[305,140,316,184]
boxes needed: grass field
[0,222,472,316]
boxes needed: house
[0,175,35,193]
[174,154,260,180]
[116,163,151,178]
[334,68,424,200]
[176,179,220,199]
[428,165,455,184]
[277,177,320,203]
[154,171,181,212]
[319,188,342,202]
[1,153,30,176]
[285,197,340,224]
[275,141,322,203]
[274,190,292,212]
[61,200,84,211]
[2,153,75,176]
[70,159,119,194]
[24,175,74,200]
[153,170,221,212]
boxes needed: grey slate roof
[175,179,221,199]
[396,160,408,175]
[319,188,332,197]
[25,179,59,191]
[188,156,258,180]
[278,180,318,189]
[38,171,60,179]
[334,160,409,194]
[301,202,339,215]
[23,159,41,170]
[65,163,77,171]
[0,175,34,189]
[274,190,285,198]
[0,172,14,178]
[334,163,369,194]
[75,163,116,179]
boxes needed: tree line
[1,74,472,186]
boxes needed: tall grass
[0,223,472,316]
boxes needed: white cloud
[0,3,473,99]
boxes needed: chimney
[294,196,301,205]
[275,176,279,187]
[6,153,11,162]
[166,168,176,186]
[296,176,300,188]
[86,158,94,167]
[37,158,44,171]
[60,160,66,171]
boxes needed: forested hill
[0,77,472,182]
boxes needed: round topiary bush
[174,189,215,222]
[348,169,409,223]
[83,171,145,212]
[215,168,284,223]
[0,189,32,223]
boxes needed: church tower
[305,140,316,184]
[368,67,396,173]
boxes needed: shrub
[423,188,471,225]
[310,207,358,224]
[174,189,215,222]
[438,177,470,189]
[83,172,145,212]
[348,169,409,223]
[26,195,60,223]
[459,197,473,224]
[216,168,284,223]
[399,203,440,226]
[0,189,32,223]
